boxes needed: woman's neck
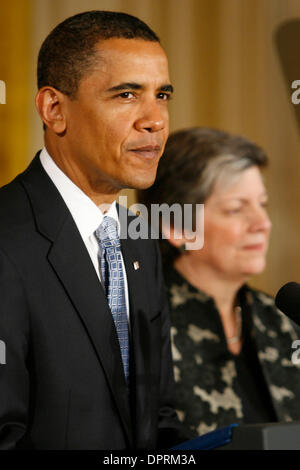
[174,253,245,316]
[174,253,247,355]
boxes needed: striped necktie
[94,216,130,383]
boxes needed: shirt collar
[39,147,120,241]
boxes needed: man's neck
[44,140,120,206]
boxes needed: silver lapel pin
[133,261,140,271]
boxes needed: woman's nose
[250,207,272,232]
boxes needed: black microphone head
[275,282,300,326]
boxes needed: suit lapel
[20,154,133,445]
[118,206,153,440]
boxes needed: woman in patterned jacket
[138,127,300,436]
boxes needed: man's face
[62,38,172,194]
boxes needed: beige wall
[1,0,300,295]
[0,0,32,186]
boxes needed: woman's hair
[138,127,268,262]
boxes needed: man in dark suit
[0,11,186,449]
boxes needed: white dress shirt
[39,147,130,320]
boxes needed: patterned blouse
[164,264,300,436]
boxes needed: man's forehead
[83,38,170,87]
[93,37,168,63]
[76,37,170,93]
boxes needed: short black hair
[37,10,160,98]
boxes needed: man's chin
[124,173,157,190]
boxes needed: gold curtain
[2,0,300,294]
[0,0,32,186]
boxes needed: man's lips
[128,145,162,159]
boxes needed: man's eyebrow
[106,82,143,92]
[106,82,174,93]
[160,84,174,94]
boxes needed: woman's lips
[243,243,265,251]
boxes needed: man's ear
[35,87,66,134]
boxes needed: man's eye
[119,92,134,99]
[157,92,171,100]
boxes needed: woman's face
[192,166,271,280]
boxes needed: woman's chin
[240,259,266,277]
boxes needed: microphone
[275,282,300,327]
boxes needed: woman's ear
[163,224,200,251]
[162,224,186,249]
[35,87,66,134]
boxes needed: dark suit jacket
[0,153,184,449]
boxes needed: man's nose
[135,101,166,133]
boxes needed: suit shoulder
[0,175,32,237]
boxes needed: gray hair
[198,152,262,200]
